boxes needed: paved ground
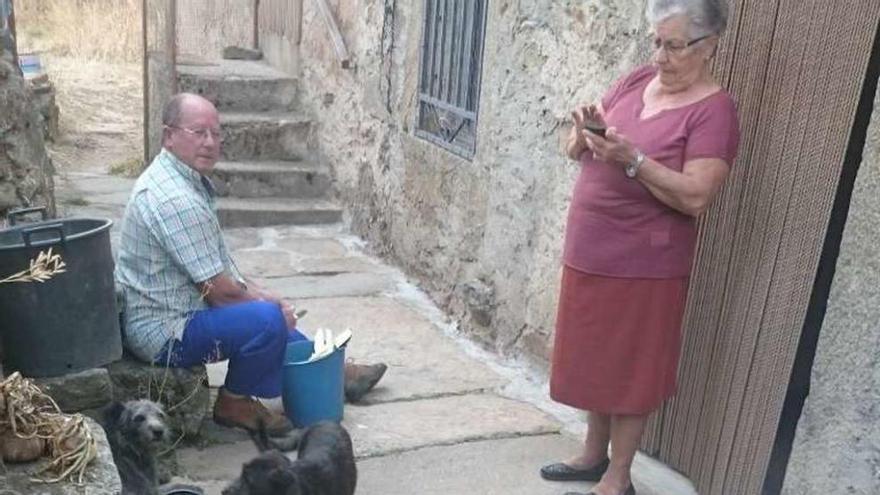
[56,168,697,495]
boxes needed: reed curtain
[640,1,880,493]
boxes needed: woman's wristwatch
[625,151,646,178]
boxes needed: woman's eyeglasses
[650,34,712,56]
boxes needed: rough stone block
[223,46,263,60]
[32,368,113,413]
[106,356,211,440]
[0,56,55,218]
[1,416,122,495]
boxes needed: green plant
[63,197,90,206]
[108,156,144,177]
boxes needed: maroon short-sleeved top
[563,65,740,278]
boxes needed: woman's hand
[567,104,602,161]
[582,127,639,169]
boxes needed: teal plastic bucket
[281,340,346,428]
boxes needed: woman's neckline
[638,70,723,121]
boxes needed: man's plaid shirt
[115,149,241,362]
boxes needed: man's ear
[162,127,173,149]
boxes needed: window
[416,0,488,159]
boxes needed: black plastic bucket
[0,207,122,377]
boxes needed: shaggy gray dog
[102,400,170,495]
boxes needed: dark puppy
[103,400,170,495]
[222,421,357,495]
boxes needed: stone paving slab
[356,433,695,495]
[177,393,559,485]
[204,296,505,402]
[176,431,696,495]
[357,434,584,495]
[272,236,350,257]
[220,227,264,250]
[177,440,258,483]
[230,249,388,278]
[293,296,507,404]
[256,271,399,299]
[345,393,560,458]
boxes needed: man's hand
[199,273,252,306]
[199,274,297,328]
[279,301,298,330]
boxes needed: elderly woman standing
[541,1,739,495]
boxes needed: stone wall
[782,83,880,494]
[296,0,648,365]
[0,40,55,222]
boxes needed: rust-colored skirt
[549,265,689,415]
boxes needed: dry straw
[0,372,97,484]
[0,247,67,284]
[14,0,142,63]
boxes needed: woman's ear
[706,35,720,59]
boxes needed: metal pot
[0,207,122,377]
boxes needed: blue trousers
[154,301,308,398]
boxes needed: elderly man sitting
[115,93,386,435]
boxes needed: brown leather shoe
[344,361,387,403]
[213,389,293,436]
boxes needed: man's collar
[159,148,215,196]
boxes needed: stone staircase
[176,58,342,228]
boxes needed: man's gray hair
[161,93,196,127]
[647,0,729,36]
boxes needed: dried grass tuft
[0,248,66,284]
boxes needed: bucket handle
[7,206,48,226]
[22,223,66,247]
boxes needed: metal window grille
[416,0,488,159]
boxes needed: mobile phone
[583,120,607,138]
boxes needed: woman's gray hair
[647,0,729,36]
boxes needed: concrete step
[212,160,332,199]
[177,59,298,112]
[220,112,311,161]
[216,197,343,227]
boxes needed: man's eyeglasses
[651,34,712,56]
[167,125,223,141]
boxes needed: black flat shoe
[539,457,610,481]
[564,484,635,495]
